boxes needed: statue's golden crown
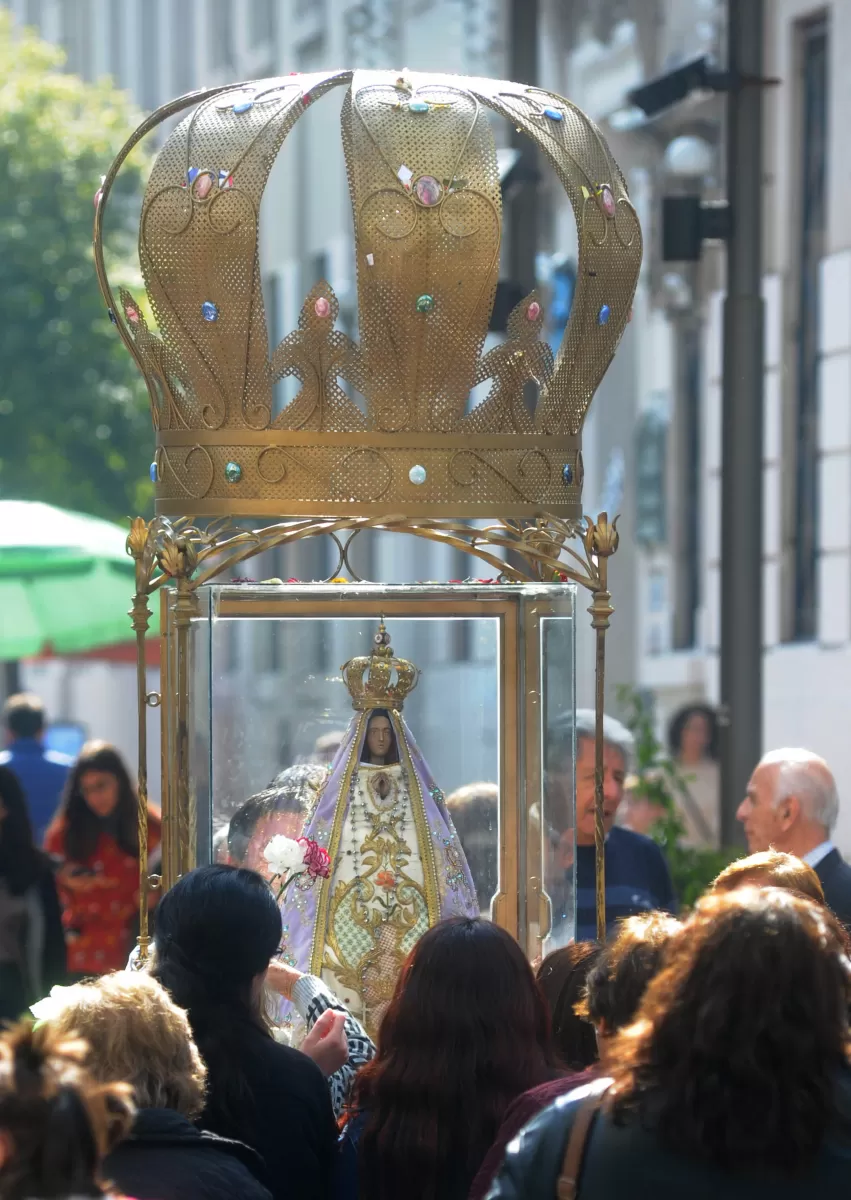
[342,622,419,712]
[95,69,641,520]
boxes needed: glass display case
[159,581,577,964]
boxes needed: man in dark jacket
[104,1107,272,1200]
[0,694,71,845]
[738,748,851,929]
[547,710,676,943]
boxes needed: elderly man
[547,709,676,943]
[738,748,851,928]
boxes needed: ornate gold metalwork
[342,622,419,712]
[95,70,641,520]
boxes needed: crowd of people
[3,689,851,1197]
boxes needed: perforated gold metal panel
[95,71,642,519]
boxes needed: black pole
[719,0,764,845]
[509,0,539,293]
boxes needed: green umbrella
[0,501,137,660]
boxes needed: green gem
[409,100,430,113]
[224,461,242,483]
[416,294,435,313]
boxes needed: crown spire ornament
[341,622,420,712]
[95,70,641,520]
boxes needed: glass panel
[169,581,576,963]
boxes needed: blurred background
[0,0,844,852]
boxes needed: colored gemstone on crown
[562,463,573,485]
[527,301,542,321]
[598,305,611,325]
[108,309,117,324]
[414,175,442,207]
[219,170,234,188]
[416,294,434,313]
[599,185,616,218]
[186,167,200,186]
[544,107,563,121]
[409,465,427,485]
[124,305,140,324]
[224,461,242,483]
[149,461,159,483]
[409,100,430,113]
[202,301,219,322]
[232,96,254,114]
[314,296,331,318]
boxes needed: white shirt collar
[803,840,835,869]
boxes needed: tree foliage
[0,12,152,521]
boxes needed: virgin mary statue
[280,622,478,1034]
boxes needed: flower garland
[264,834,331,901]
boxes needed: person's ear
[778,795,801,831]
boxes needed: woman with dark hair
[489,888,851,1199]
[359,709,399,765]
[535,943,602,1071]
[346,916,557,1200]
[45,740,160,977]
[666,702,720,848]
[0,766,65,1020]
[152,865,337,1200]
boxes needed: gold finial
[341,621,420,712]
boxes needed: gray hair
[573,708,635,772]
[761,748,839,832]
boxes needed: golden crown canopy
[95,70,642,520]
[342,621,419,712]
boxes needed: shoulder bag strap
[555,1084,611,1200]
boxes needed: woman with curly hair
[488,888,851,1199]
[345,916,557,1200]
[0,1019,134,1199]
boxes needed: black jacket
[486,1077,851,1200]
[103,1108,271,1200]
[816,849,851,931]
[199,1017,338,1200]
[0,856,66,1021]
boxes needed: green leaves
[0,11,152,521]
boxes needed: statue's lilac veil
[278,706,478,980]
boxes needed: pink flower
[299,837,331,880]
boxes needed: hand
[266,958,303,1000]
[300,1009,349,1077]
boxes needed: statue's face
[366,715,393,760]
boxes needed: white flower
[264,834,307,878]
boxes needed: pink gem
[600,186,616,218]
[125,306,139,324]
[314,296,331,318]
[414,175,442,207]
[527,301,541,321]
[303,92,312,106]
[93,188,103,208]
[194,172,214,199]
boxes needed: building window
[249,0,276,48]
[109,2,124,86]
[140,3,160,111]
[673,322,701,649]
[173,1,195,95]
[209,0,234,70]
[792,16,828,641]
[61,0,93,80]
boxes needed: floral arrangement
[264,834,331,901]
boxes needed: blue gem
[149,461,158,483]
[562,463,573,485]
[233,98,254,114]
[202,301,219,322]
[224,461,242,484]
[544,107,563,121]
[408,100,430,113]
[186,167,200,185]
[107,308,117,324]
[598,304,611,325]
